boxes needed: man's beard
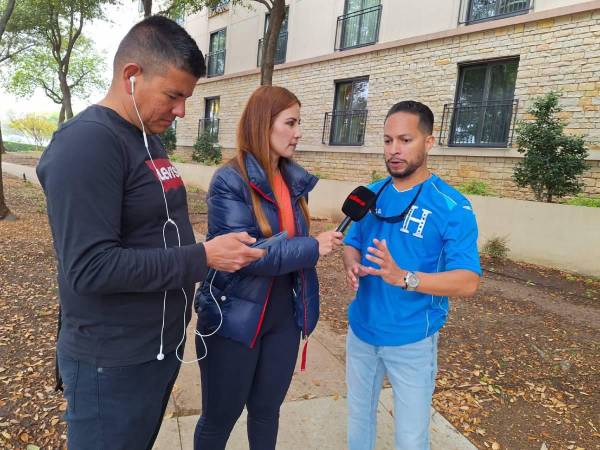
[385,154,425,179]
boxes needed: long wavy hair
[233,85,310,237]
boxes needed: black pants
[57,350,180,450]
[194,275,300,450]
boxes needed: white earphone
[128,73,222,364]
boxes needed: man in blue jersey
[343,100,481,449]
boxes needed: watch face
[406,272,419,288]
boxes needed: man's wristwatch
[403,271,420,291]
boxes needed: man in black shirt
[37,16,264,450]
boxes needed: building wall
[178,5,600,199]
[183,0,587,76]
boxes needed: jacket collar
[244,152,318,201]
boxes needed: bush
[513,92,589,203]
[371,170,385,183]
[4,141,39,152]
[458,180,495,196]
[565,196,600,208]
[192,132,222,165]
[160,126,176,155]
[482,236,510,260]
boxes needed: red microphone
[336,186,377,233]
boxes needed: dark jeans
[194,275,301,450]
[57,350,181,450]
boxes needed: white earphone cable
[130,76,222,364]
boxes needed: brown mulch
[1,174,599,450]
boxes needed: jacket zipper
[249,182,280,347]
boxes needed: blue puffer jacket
[194,153,320,348]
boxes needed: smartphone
[251,231,288,249]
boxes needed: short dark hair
[114,15,205,78]
[385,100,434,135]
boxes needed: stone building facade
[177,1,600,199]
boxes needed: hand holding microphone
[336,186,377,233]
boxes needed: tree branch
[252,0,272,12]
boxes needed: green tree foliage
[139,0,285,85]
[192,131,222,165]
[8,113,57,150]
[5,35,107,122]
[160,126,177,154]
[7,0,116,124]
[513,92,589,203]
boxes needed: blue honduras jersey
[343,174,481,346]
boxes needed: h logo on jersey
[400,206,432,239]
[145,158,184,192]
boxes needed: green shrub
[4,141,38,152]
[565,196,600,208]
[458,180,495,196]
[160,126,176,154]
[513,91,589,203]
[192,132,222,165]
[482,235,510,260]
[371,170,385,183]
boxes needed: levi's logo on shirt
[145,158,184,192]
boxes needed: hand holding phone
[250,231,288,249]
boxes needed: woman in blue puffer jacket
[193,86,343,450]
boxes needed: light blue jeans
[346,327,439,450]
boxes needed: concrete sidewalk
[153,321,476,450]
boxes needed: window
[257,8,289,66]
[464,0,531,24]
[199,97,220,142]
[323,77,369,146]
[335,0,382,51]
[444,59,519,147]
[207,29,226,77]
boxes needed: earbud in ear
[129,75,136,94]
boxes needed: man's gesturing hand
[346,263,368,291]
[364,239,406,287]
[203,232,266,272]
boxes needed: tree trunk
[58,72,73,124]
[260,0,285,86]
[143,0,152,17]
[0,123,15,221]
[0,0,16,39]
[58,104,66,125]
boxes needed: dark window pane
[334,82,354,111]
[330,78,368,145]
[457,66,487,103]
[451,59,518,146]
[468,0,530,22]
[488,61,518,101]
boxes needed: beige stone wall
[178,9,600,199]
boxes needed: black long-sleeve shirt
[37,105,208,367]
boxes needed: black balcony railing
[439,99,519,148]
[322,110,368,146]
[459,0,532,25]
[209,0,230,17]
[198,118,220,142]
[206,50,226,77]
[257,31,288,67]
[335,5,382,51]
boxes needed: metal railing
[198,118,220,142]
[209,0,230,17]
[335,4,382,51]
[206,50,226,77]
[257,31,288,67]
[322,110,368,146]
[458,0,532,25]
[438,99,519,148]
